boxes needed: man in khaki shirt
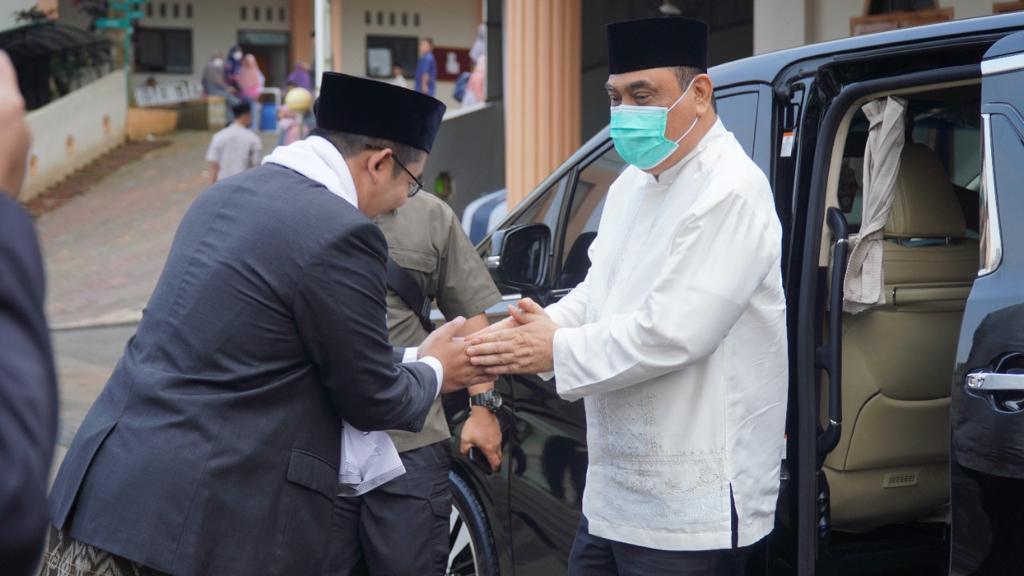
[328,191,503,575]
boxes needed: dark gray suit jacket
[48,165,437,575]
[0,195,58,576]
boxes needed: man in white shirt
[206,101,263,183]
[466,17,787,575]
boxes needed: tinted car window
[559,146,625,288]
[716,92,759,158]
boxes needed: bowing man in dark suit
[0,50,59,576]
[44,73,487,576]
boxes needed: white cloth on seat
[843,96,907,314]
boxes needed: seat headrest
[885,143,966,238]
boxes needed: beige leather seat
[825,143,978,532]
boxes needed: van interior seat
[825,143,978,532]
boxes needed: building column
[504,0,580,209]
[331,1,343,72]
[291,0,313,69]
[753,0,810,55]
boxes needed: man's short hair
[311,129,425,176]
[232,101,252,118]
[674,66,716,112]
[423,37,434,48]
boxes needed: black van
[442,12,1024,576]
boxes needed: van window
[559,146,626,288]
[716,91,759,158]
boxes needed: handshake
[418,298,561,394]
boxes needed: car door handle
[966,372,1024,391]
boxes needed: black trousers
[568,516,748,576]
[324,441,452,576]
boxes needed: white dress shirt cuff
[401,347,444,399]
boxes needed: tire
[447,471,500,576]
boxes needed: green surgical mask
[609,78,699,170]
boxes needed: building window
[265,6,272,21]
[377,11,383,26]
[389,12,396,26]
[172,3,179,18]
[402,12,408,26]
[135,27,193,74]
[241,6,247,20]
[365,10,371,25]
[278,7,286,22]
[186,3,192,19]
[253,5,260,21]
[414,12,420,27]
[159,3,166,18]
[366,35,419,78]
[146,3,153,17]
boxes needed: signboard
[433,46,471,82]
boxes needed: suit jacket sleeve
[294,221,436,433]
[0,195,58,576]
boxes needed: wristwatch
[469,390,503,414]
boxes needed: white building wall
[340,0,480,110]
[55,0,292,89]
[23,70,127,202]
[0,0,40,31]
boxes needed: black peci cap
[314,72,447,153]
[606,17,709,74]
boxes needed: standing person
[224,45,244,91]
[0,50,58,576]
[415,37,437,96]
[326,191,504,575]
[43,72,488,576]
[387,64,409,89]
[201,53,230,97]
[205,101,262,183]
[466,17,787,575]
[287,60,313,91]
[462,56,486,107]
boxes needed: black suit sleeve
[294,221,436,433]
[392,348,407,364]
[0,196,58,576]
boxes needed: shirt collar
[646,118,727,186]
[262,136,359,208]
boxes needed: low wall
[22,70,128,202]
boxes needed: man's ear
[692,74,714,116]
[366,148,393,183]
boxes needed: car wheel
[448,471,500,576]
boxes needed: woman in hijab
[237,54,265,100]
[287,61,312,91]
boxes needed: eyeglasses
[391,154,424,198]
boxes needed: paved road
[50,323,137,474]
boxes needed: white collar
[648,118,727,186]
[263,136,360,208]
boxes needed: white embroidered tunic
[545,119,788,551]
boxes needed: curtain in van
[844,96,907,314]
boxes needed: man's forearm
[459,314,494,394]
[208,162,219,184]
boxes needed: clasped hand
[464,298,559,375]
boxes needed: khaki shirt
[376,192,502,452]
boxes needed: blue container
[260,103,277,132]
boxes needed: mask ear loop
[668,75,702,145]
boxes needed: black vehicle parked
[441,12,1024,576]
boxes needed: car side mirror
[486,223,550,290]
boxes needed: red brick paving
[38,130,278,329]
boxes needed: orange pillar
[331,0,343,72]
[504,0,581,208]
[291,0,313,69]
